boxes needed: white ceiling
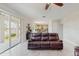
[2,3,79,20]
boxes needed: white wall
[48,20,53,33]
[58,23,63,40]
[22,17,33,42]
[62,11,79,45]
[52,20,63,40]
[52,20,59,33]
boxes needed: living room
[0,3,79,56]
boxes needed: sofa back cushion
[30,33,59,41]
[31,33,41,41]
[49,33,59,41]
[41,33,49,41]
[32,33,41,37]
[49,36,59,41]
[31,36,41,41]
[49,33,58,36]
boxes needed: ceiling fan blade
[53,3,63,7]
[45,3,51,10]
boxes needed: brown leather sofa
[28,33,63,50]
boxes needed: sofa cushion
[28,41,41,49]
[42,33,49,41]
[49,33,58,36]
[32,33,41,37]
[49,41,63,49]
[41,41,50,48]
[49,36,59,41]
[49,37,56,41]
[42,33,49,37]
[31,37,41,41]
[41,37,49,41]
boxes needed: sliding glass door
[0,13,9,53]
[10,16,21,47]
[0,11,21,54]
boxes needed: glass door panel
[10,16,20,47]
[0,11,21,54]
[0,13,9,53]
[4,20,9,43]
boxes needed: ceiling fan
[45,3,64,10]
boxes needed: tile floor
[0,40,75,56]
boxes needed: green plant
[5,36,9,39]
[11,33,16,37]
[5,33,16,40]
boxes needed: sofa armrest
[58,40,63,42]
[28,39,33,42]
